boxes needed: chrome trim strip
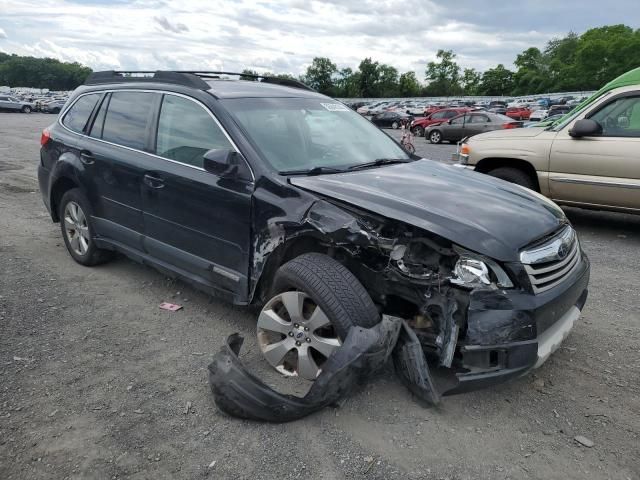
[551,177,640,190]
[58,88,255,181]
[212,265,240,282]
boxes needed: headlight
[452,257,490,286]
[451,249,513,289]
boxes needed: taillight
[40,128,51,146]
[502,122,519,129]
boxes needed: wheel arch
[50,176,80,222]
[251,235,329,305]
[474,157,540,192]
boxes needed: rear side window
[155,94,232,168]
[102,91,156,150]
[62,94,100,134]
[470,114,490,123]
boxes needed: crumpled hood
[291,160,566,262]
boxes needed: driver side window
[156,95,233,168]
[589,96,640,138]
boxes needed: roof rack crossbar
[176,71,314,91]
[84,70,314,92]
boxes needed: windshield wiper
[347,158,412,171]
[279,166,346,176]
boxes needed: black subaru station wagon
[39,71,589,393]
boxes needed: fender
[47,151,88,221]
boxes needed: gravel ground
[1,113,639,480]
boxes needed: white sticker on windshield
[321,103,349,112]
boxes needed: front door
[141,93,253,299]
[549,93,640,211]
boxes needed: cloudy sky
[0,0,638,76]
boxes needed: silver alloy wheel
[391,121,399,129]
[63,201,90,256]
[257,291,341,380]
[430,131,441,143]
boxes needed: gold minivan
[456,67,640,213]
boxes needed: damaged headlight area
[450,248,513,289]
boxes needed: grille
[520,226,581,294]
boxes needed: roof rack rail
[84,70,314,92]
[84,71,210,89]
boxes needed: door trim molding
[551,177,640,189]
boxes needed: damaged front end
[249,197,523,392]
[238,180,589,416]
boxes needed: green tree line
[0,53,92,90]
[299,24,640,97]
[2,24,639,95]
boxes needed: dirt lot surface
[1,113,639,479]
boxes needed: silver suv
[0,95,35,113]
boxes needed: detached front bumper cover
[208,315,440,422]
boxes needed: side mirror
[203,149,239,177]
[569,119,602,138]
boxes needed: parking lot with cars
[1,112,638,479]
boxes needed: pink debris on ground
[159,302,183,312]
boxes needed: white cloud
[0,0,637,76]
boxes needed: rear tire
[429,130,442,144]
[487,167,535,190]
[59,188,114,266]
[21,106,32,113]
[391,121,399,129]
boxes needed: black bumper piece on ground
[208,316,441,422]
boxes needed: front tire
[391,121,399,129]
[21,106,32,113]
[429,130,442,144]
[412,126,424,137]
[487,167,536,190]
[59,189,113,266]
[257,253,379,380]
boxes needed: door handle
[79,150,95,165]
[143,173,165,189]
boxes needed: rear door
[549,92,640,210]
[142,93,253,298]
[84,90,160,246]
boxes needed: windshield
[223,98,410,173]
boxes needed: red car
[410,108,471,136]
[505,106,531,120]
